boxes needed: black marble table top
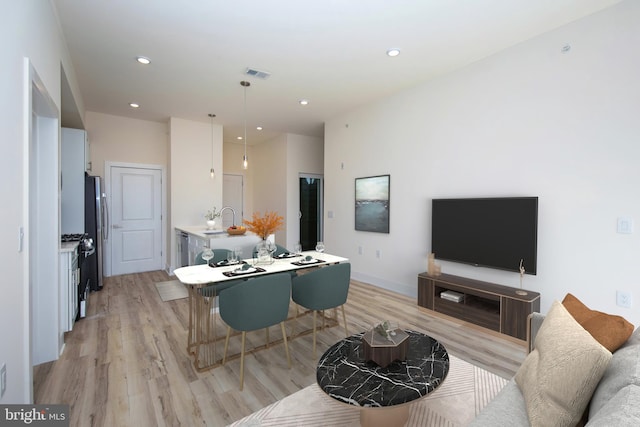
[316,330,449,408]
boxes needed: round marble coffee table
[316,330,449,427]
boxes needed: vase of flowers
[243,210,284,240]
[204,207,221,229]
[244,211,284,263]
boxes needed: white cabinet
[61,127,86,234]
[59,244,79,333]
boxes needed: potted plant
[204,207,221,229]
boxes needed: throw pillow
[515,301,612,427]
[562,293,634,352]
[589,327,640,417]
[585,385,640,426]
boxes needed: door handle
[298,211,302,219]
[113,224,123,229]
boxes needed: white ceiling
[53,0,621,144]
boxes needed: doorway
[222,174,243,228]
[299,174,323,251]
[104,162,165,276]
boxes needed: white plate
[299,258,317,264]
[233,267,257,274]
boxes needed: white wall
[0,0,83,403]
[169,117,224,270]
[252,135,288,245]
[325,1,640,327]
[84,112,168,178]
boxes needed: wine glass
[315,241,325,253]
[201,247,214,265]
[293,242,302,255]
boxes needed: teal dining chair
[291,262,351,356]
[195,248,231,265]
[219,272,292,390]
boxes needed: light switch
[617,217,633,234]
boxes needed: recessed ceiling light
[237,136,243,140]
[299,99,309,106]
[136,56,151,65]
[387,48,401,57]
[256,126,263,131]
[129,103,140,108]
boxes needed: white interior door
[222,174,243,228]
[110,165,163,275]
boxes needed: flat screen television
[431,197,538,275]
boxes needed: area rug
[228,355,507,427]
[155,279,188,302]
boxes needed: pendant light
[240,80,250,170]
[208,113,216,179]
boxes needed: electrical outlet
[358,246,363,255]
[616,290,632,308]
[376,249,381,259]
[1,363,6,398]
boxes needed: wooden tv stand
[417,272,540,341]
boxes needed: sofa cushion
[586,385,640,426]
[562,293,634,352]
[515,301,612,427]
[589,327,640,418]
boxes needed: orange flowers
[243,211,284,240]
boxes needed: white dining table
[174,251,349,371]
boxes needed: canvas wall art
[355,175,390,233]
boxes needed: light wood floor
[34,270,526,427]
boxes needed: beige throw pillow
[515,301,612,427]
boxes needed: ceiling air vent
[245,68,271,80]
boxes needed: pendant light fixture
[208,113,216,179]
[240,80,250,170]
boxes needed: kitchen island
[175,226,262,267]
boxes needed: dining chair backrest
[291,262,351,311]
[219,273,292,332]
[195,249,231,265]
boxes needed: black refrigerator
[84,173,106,291]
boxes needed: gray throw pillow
[586,385,640,426]
[589,327,640,418]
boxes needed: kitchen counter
[175,226,263,266]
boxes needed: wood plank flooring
[34,270,526,427]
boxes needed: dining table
[174,250,349,371]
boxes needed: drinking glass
[227,250,237,264]
[201,247,214,265]
[234,247,243,262]
[293,242,302,255]
[315,241,325,253]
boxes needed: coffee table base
[360,404,409,427]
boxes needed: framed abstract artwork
[355,174,390,233]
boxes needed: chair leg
[312,310,317,357]
[239,331,246,391]
[289,304,300,338]
[223,326,232,365]
[280,322,291,368]
[341,305,349,337]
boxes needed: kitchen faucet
[219,206,236,226]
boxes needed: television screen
[431,197,538,275]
